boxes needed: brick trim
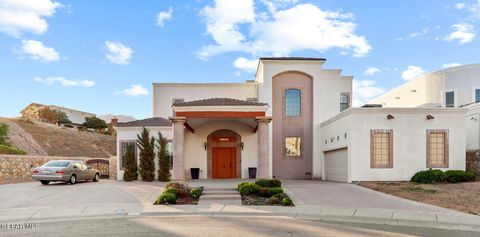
[426,129,449,168]
[370,129,393,169]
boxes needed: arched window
[285,89,301,117]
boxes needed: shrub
[190,188,203,198]
[272,193,289,200]
[157,132,171,182]
[137,127,155,182]
[0,123,9,145]
[267,187,284,197]
[237,182,251,191]
[164,188,178,198]
[123,143,138,181]
[239,183,260,196]
[411,169,446,184]
[0,144,27,155]
[267,196,281,205]
[255,179,282,188]
[444,170,475,183]
[166,182,188,190]
[258,187,269,197]
[156,193,176,204]
[282,198,293,206]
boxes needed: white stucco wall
[152,83,258,118]
[321,108,467,182]
[256,59,353,179]
[115,126,172,180]
[183,120,258,179]
[466,104,480,150]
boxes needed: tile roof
[173,98,268,107]
[260,57,326,61]
[115,117,171,127]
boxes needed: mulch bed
[176,196,199,205]
[241,194,294,206]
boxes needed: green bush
[411,169,446,184]
[282,198,293,206]
[267,196,281,205]
[239,182,260,196]
[237,182,250,191]
[255,179,282,188]
[444,170,475,183]
[156,193,176,204]
[267,187,284,197]
[0,123,9,145]
[258,187,269,197]
[166,182,188,190]
[0,144,27,155]
[190,188,203,198]
[164,188,178,198]
[272,193,289,200]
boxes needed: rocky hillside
[0,118,116,158]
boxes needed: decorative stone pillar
[169,117,186,180]
[256,116,272,179]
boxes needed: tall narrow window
[427,130,449,168]
[120,141,136,170]
[285,89,301,117]
[285,136,301,157]
[445,91,455,107]
[475,89,480,102]
[340,92,350,112]
[370,130,393,168]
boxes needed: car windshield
[43,161,70,167]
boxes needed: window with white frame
[340,92,350,112]
[445,91,455,107]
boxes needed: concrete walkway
[0,180,479,232]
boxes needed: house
[369,64,480,150]
[20,103,96,127]
[115,57,466,182]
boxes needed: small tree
[157,132,170,181]
[38,107,57,124]
[123,143,138,181]
[0,123,9,146]
[55,110,72,125]
[137,127,155,181]
[83,116,107,131]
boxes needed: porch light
[427,115,435,120]
[387,115,395,120]
[203,142,207,150]
[241,142,244,150]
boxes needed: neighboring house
[20,103,96,127]
[370,64,480,150]
[115,57,466,182]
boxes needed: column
[256,116,272,179]
[169,117,186,180]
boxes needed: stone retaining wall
[466,150,480,178]
[0,155,116,184]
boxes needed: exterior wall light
[241,142,244,150]
[387,115,395,120]
[203,142,207,150]
[426,115,435,120]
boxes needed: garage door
[324,148,348,182]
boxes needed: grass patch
[402,185,438,194]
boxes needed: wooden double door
[212,147,236,179]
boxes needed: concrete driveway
[0,180,163,221]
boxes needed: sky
[1,0,479,119]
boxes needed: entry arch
[207,129,242,179]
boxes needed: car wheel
[68,174,77,185]
[93,173,99,182]
[40,180,50,185]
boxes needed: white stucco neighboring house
[20,103,96,126]
[115,57,467,182]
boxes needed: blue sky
[0,0,479,119]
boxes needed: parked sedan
[32,160,100,185]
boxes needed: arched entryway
[207,129,241,179]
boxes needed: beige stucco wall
[321,108,467,182]
[115,126,172,180]
[152,83,258,119]
[183,120,258,179]
[466,104,480,150]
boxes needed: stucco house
[115,57,467,182]
[20,103,96,127]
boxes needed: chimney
[108,116,118,135]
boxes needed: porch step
[203,189,239,195]
[199,188,241,203]
[201,193,241,200]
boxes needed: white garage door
[325,148,348,182]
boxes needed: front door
[212,147,236,179]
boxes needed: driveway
[0,180,163,221]
[283,180,462,213]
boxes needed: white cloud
[198,1,371,59]
[122,85,148,97]
[467,1,480,19]
[34,77,95,87]
[455,3,466,10]
[233,57,259,72]
[105,41,133,65]
[443,23,475,44]
[401,65,425,81]
[156,7,173,28]
[352,79,384,107]
[364,67,380,76]
[442,63,462,68]
[0,0,62,37]
[19,39,59,62]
